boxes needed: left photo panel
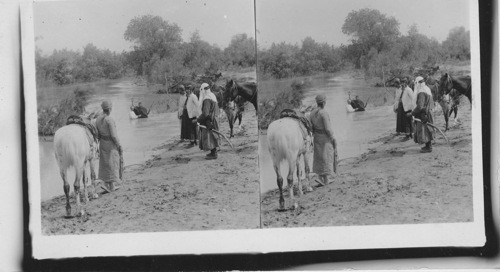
[25,0,259,239]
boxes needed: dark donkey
[224,79,258,111]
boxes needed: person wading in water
[132,101,149,118]
[197,83,220,159]
[310,94,338,185]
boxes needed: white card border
[21,0,485,259]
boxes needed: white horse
[54,116,99,217]
[267,117,313,211]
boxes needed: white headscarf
[412,76,432,109]
[199,83,217,103]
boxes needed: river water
[259,75,396,193]
[39,80,180,200]
[39,77,396,199]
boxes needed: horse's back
[54,125,91,169]
[267,118,303,163]
[241,81,256,89]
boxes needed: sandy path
[261,99,474,228]
[41,105,261,235]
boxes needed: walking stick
[413,117,450,144]
[197,123,235,150]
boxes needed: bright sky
[34,0,255,55]
[256,0,471,48]
[34,0,472,55]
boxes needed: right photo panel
[257,0,482,231]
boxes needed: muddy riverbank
[261,99,474,227]
[41,104,260,234]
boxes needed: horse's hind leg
[89,158,99,199]
[303,152,313,192]
[296,154,304,196]
[74,167,85,217]
[60,169,71,217]
[273,164,285,211]
[82,162,90,204]
[288,159,298,210]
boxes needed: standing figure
[197,83,220,160]
[96,101,122,192]
[309,94,337,185]
[177,85,188,141]
[184,85,199,146]
[411,92,434,153]
[395,78,414,140]
[412,76,433,109]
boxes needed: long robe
[310,108,335,176]
[412,92,434,144]
[197,99,219,151]
[395,86,414,133]
[96,114,121,183]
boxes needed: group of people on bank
[394,76,435,153]
[177,83,221,160]
[94,76,436,193]
[95,82,222,193]
[306,76,437,186]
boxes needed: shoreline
[261,99,473,227]
[41,105,261,234]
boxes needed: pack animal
[427,82,456,131]
[224,79,258,111]
[213,85,242,138]
[267,113,313,211]
[53,115,99,217]
[439,73,471,104]
[438,73,471,129]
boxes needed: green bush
[38,86,93,136]
[258,79,309,129]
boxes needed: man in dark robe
[350,95,365,111]
[197,83,220,160]
[133,102,149,118]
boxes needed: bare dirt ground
[41,105,260,235]
[261,99,474,228]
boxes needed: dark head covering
[315,94,326,104]
[101,100,112,110]
[178,85,185,92]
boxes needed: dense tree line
[35,43,125,87]
[258,38,344,79]
[36,14,256,87]
[36,10,470,85]
[258,8,470,80]
[122,15,255,86]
